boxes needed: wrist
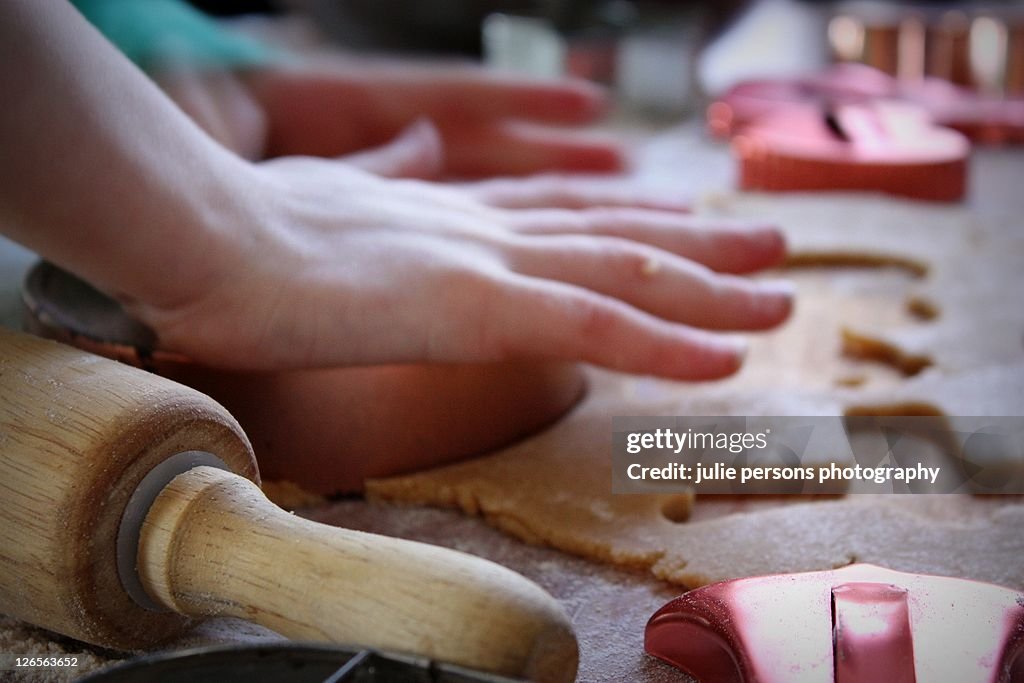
[116,150,268,320]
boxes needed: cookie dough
[369,192,1024,589]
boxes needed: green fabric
[72,0,282,71]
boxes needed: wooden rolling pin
[0,328,577,682]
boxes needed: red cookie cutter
[731,100,969,202]
[709,63,1024,145]
[645,563,1024,682]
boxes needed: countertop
[2,123,1023,683]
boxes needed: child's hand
[127,151,791,381]
[158,56,624,176]
[1,1,788,383]
[246,57,623,176]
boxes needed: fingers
[344,62,611,124]
[436,69,609,124]
[510,207,787,274]
[466,175,692,212]
[295,116,625,178]
[491,274,748,380]
[442,120,626,177]
[248,64,610,159]
[505,234,793,331]
[339,119,444,179]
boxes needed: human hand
[160,55,625,175]
[1,0,785,383]
[127,150,791,381]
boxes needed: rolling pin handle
[136,466,578,683]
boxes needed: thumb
[339,118,445,179]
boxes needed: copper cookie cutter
[646,563,1024,682]
[21,262,586,495]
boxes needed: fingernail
[757,280,796,319]
[724,336,750,360]
[758,279,796,298]
[404,117,441,143]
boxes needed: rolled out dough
[369,193,1024,590]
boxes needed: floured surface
[653,495,1024,588]
[369,188,1024,597]
[3,128,1023,683]
[0,502,694,683]
[0,615,283,682]
[303,502,691,683]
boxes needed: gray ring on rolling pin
[116,451,231,611]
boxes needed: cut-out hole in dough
[906,296,940,321]
[842,408,1024,495]
[784,252,929,278]
[841,328,934,377]
[661,495,694,523]
[842,406,957,494]
[843,402,946,417]
[835,374,868,388]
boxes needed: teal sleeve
[72,0,285,71]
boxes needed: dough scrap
[784,251,929,277]
[840,327,933,376]
[906,295,940,321]
[261,479,326,510]
[369,193,1024,590]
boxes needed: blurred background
[186,0,1024,115]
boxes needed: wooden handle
[138,466,577,682]
[0,328,577,681]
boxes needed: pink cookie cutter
[646,563,1024,682]
[708,63,1024,145]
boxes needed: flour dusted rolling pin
[0,328,577,682]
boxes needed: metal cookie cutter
[645,563,1024,682]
